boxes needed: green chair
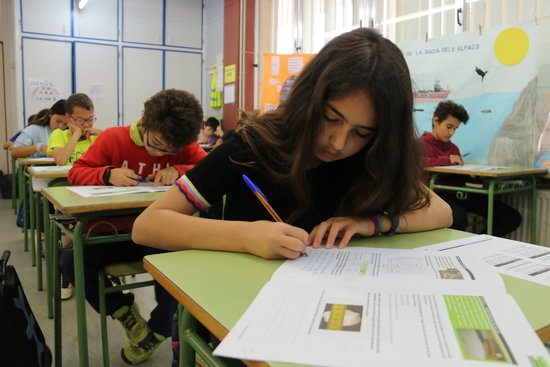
[98,261,155,367]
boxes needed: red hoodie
[419,131,461,167]
[419,131,465,188]
[69,123,207,185]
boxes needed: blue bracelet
[371,215,381,236]
[381,215,399,236]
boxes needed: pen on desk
[133,177,150,183]
[242,174,308,256]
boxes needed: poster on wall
[399,21,540,166]
[28,78,62,102]
[260,53,315,113]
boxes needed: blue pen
[133,177,151,183]
[242,174,269,201]
[242,174,282,222]
[242,174,308,256]
[462,153,470,158]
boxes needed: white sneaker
[60,278,73,300]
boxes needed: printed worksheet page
[416,235,550,286]
[67,184,170,198]
[433,164,508,171]
[214,281,549,367]
[274,247,505,293]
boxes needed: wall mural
[399,21,542,167]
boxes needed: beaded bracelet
[381,215,400,236]
[367,215,381,236]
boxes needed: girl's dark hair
[433,100,469,125]
[204,117,220,129]
[239,28,430,223]
[28,99,68,127]
[141,89,203,148]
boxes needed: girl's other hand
[308,216,371,249]
[243,221,308,260]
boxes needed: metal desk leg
[531,177,538,243]
[178,305,195,367]
[52,223,62,367]
[18,165,28,251]
[43,196,53,319]
[29,176,36,267]
[72,220,90,367]
[11,157,17,213]
[35,191,43,290]
[178,304,228,367]
[486,181,496,236]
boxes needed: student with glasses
[47,93,102,165]
[63,89,207,364]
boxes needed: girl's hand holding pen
[243,221,309,260]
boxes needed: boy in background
[48,93,102,165]
[63,89,207,364]
[420,100,521,237]
[198,116,221,146]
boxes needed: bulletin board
[260,53,315,113]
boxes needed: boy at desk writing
[48,93,102,165]
[420,100,521,237]
[62,89,206,364]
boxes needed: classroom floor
[1,198,172,366]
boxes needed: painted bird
[475,66,489,82]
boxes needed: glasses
[70,115,97,124]
[145,130,181,156]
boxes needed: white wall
[203,0,224,121]
[6,0,205,133]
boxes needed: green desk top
[425,165,547,178]
[41,186,165,214]
[145,228,550,367]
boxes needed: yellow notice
[224,64,236,83]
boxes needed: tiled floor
[1,198,172,366]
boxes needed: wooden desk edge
[536,324,550,344]
[143,258,269,367]
[40,189,157,214]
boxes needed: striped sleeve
[175,175,210,213]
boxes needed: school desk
[426,166,547,242]
[27,165,70,294]
[40,186,165,367]
[16,157,56,253]
[144,229,550,367]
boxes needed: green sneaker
[120,331,166,365]
[112,303,150,345]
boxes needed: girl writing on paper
[10,100,68,158]
[132,28,452,260]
